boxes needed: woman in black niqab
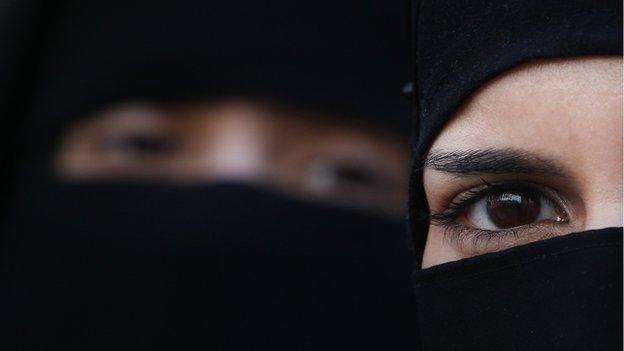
[407,0,622,349]
[0,1,417,350]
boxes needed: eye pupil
[486,191,541,228]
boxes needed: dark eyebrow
[424,148,568,177]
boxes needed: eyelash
[429,180,569,248]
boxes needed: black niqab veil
[407,0,622,350]
[0,1,417,350]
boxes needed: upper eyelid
[429,187,486,225]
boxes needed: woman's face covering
[421,56,622,267]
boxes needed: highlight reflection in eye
[430,182,571,250]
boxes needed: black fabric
[0,1,60,219]
[407,0,623,253]
[6,0,410,159]
[413,227,623,351]
[1,165,418,350]
[0,1,418,349]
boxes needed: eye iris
[486,191,540,228]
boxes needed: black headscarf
[0,1,417,349]
[5,0,410,157]
[407,0,622,349]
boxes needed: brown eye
[486,191,540,228]
[306,159,383,194]
[464,188,567,231]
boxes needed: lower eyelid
[441,220,574,255]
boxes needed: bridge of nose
[180,103,277,182]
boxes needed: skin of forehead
[428,56,622,188]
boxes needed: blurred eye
[99,132,178,159]
[55,104,182,181]
[274,127,409,218]
[298,156,406,217]
[465,189,568,230]
[306,158,382,193]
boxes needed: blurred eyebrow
[424,148,567,176]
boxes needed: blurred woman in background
[0,1,417,349]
